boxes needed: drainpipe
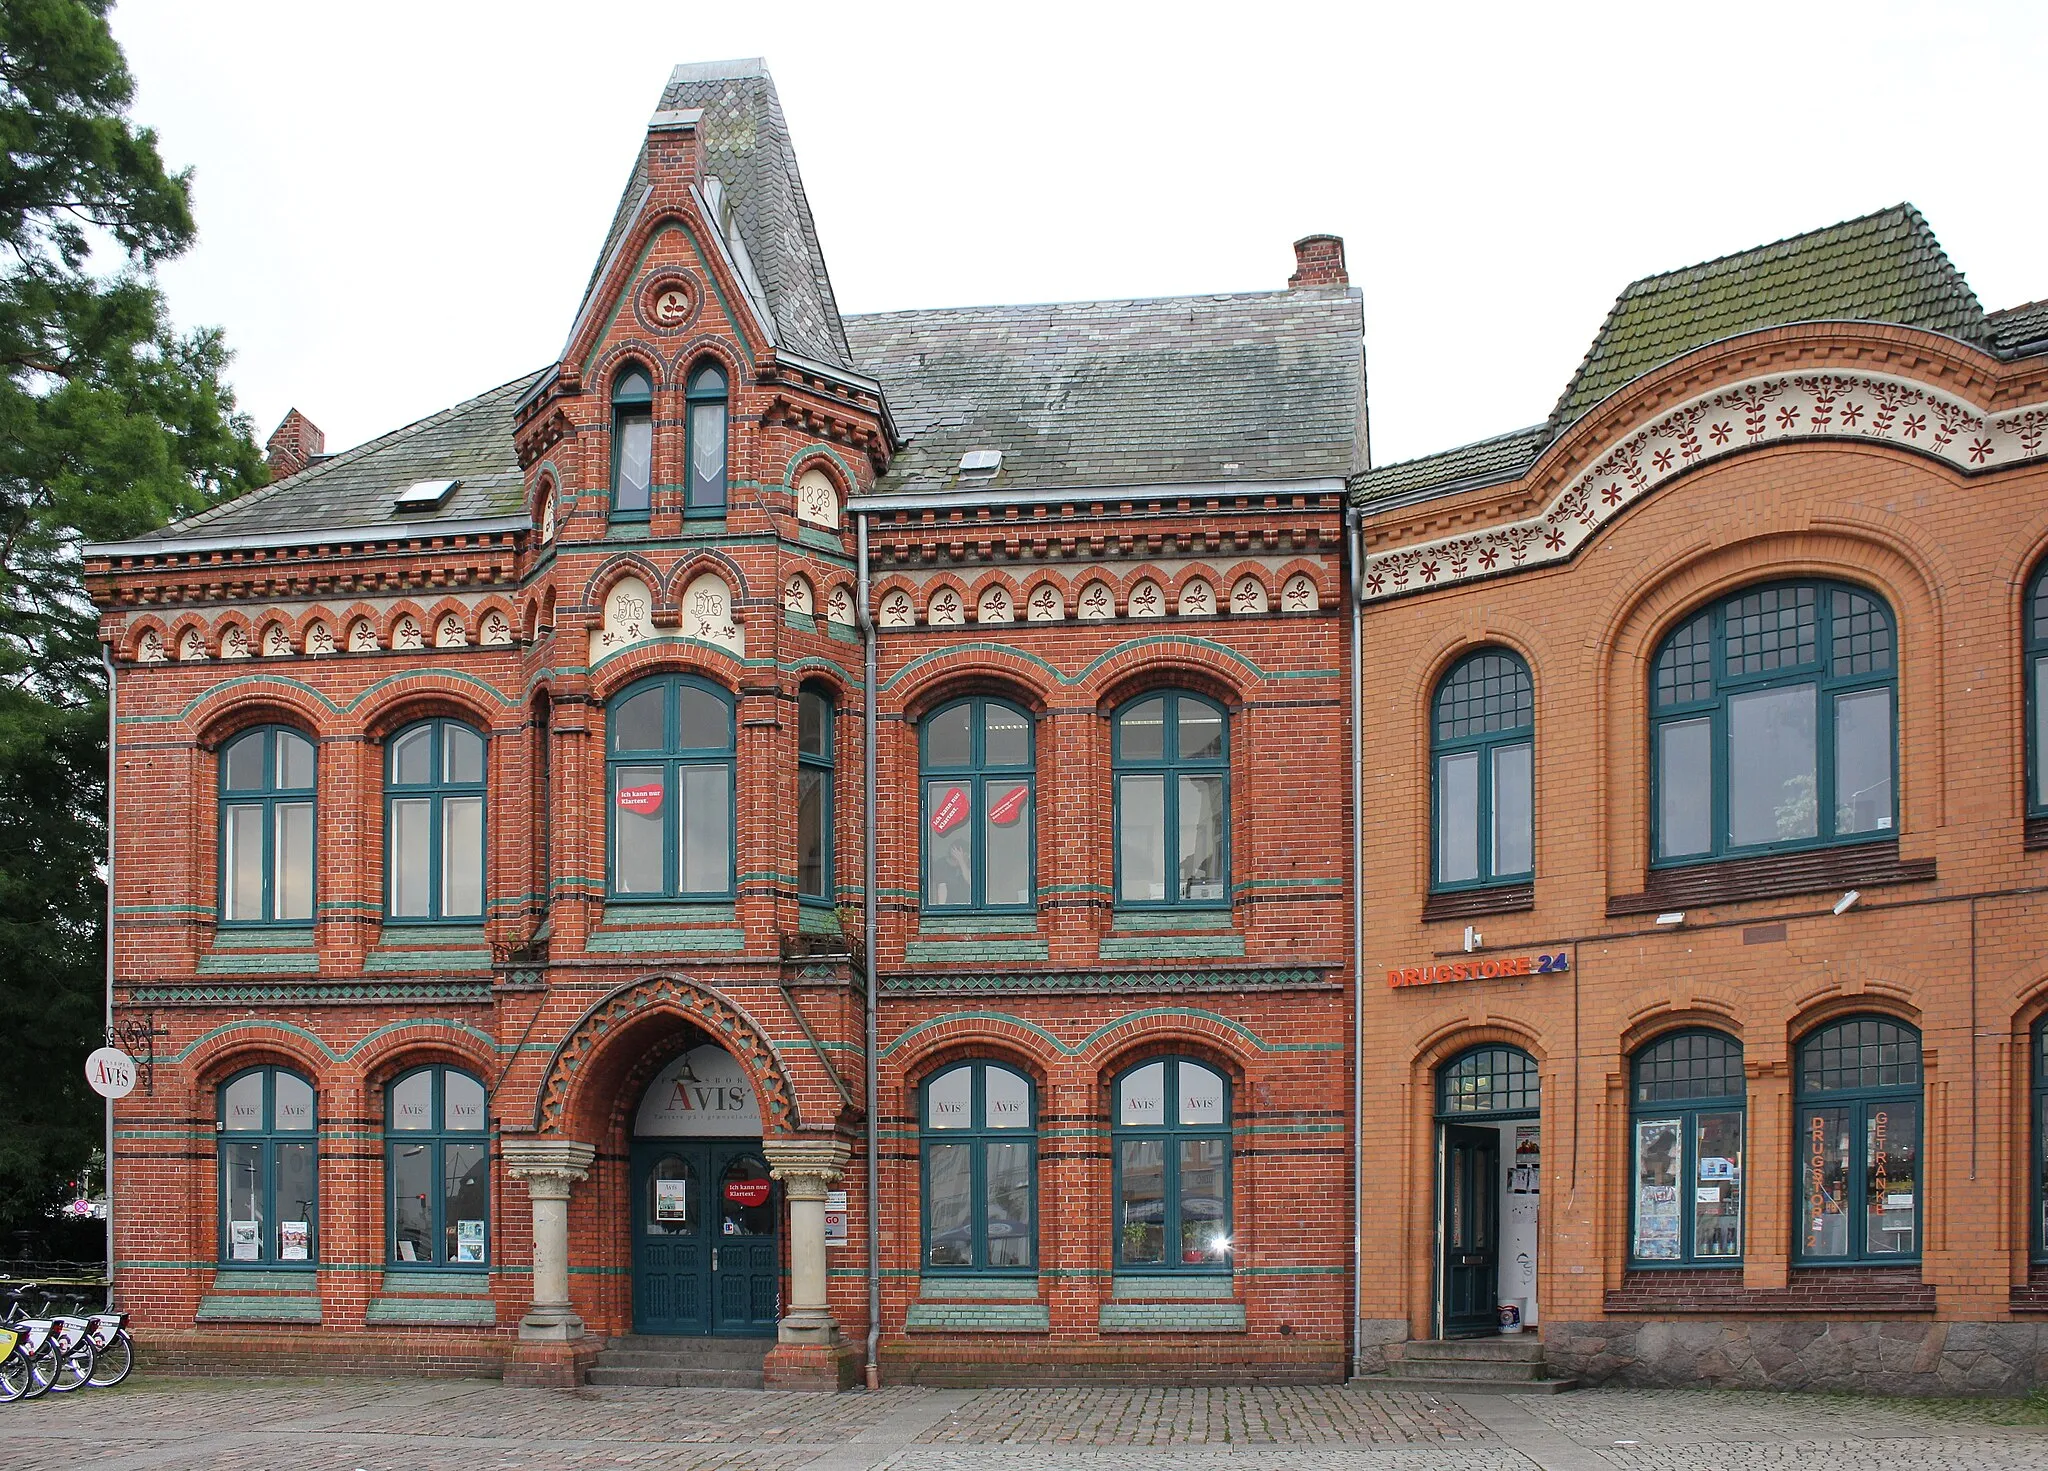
[1345,507,1365,1376]
[101,646,117,1306]
[856,512,881,1390]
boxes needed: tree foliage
[0,0,265,1234]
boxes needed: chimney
[646,106,704,188]
[1289,234,1348,289]
[265,409,325,480]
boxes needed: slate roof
[844,289,1365,496]
[1550,204,1984,426]
[1350,425,1549,505]
[1987,299,2048,356]
[574,59,852,370]
[127,372,537,545]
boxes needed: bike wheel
[0,1349,32,1402]
[48,1339,94,1393]
[87,1330,132,1388]
[21,1343,57,1399]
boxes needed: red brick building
[1351,207,2048,1394]
[86,59,1364,1388]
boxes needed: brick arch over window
[533,972,798,1136]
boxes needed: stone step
[593,1347,778,1371]
[586,1365,765,1389]
[1363,1372,1579,1396]
[1385,1357,1550,1382]
[1396,1336,1548,1363]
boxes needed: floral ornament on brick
[306,622,337,656]
[1027,584,1064,621]
[1363,370,2048,603]
[1078,581,1115,620]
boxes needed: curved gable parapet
[1363,325,2048,603]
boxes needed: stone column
[763,1136,852,1344]
[504,1137,596,1339]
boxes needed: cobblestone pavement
[3,1379,2044,1470]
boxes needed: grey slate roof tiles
[1350,424,1550,505]
[1987,299,2048,355]
[132,372,538,544]
[844,289,1365,496]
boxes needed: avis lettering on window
[989,1099,1026,1119]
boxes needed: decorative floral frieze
[1364,371,2048,602]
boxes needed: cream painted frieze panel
[825,584,855,627]
[1281,573,1319,612]
[784,574,815,616]
[1077,580,1115,620]
[306,621,337,656]
[219,625,251,659]
[1026,583,1064,621]
[392,615,424,651]
[928,586,964,626]
[178,628,206,661]
[1178,577,1215,616]
[348,618,379,652]
[879,589,914,627]
[681,572,743,654]
[796,467,839,530]
[1128,579,1165,618]
[480,610,513,646]
[136,629,165,663]
[436,614,467,648]
[1231,575,1269,613]
[977,584,1013,623]
[1364,370,2048,602]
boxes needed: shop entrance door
[1441,1124,1500,1338]
[630,1139,779,1335]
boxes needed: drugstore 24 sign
[1388,952,1570,988]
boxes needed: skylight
[958,450,1003,474]
[394,479,459,511]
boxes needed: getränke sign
[634,1045,762,1137]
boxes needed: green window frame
[1651,580,1897,866]
[385,1065,490,1268]
[797,687,834,904]
[1112,1056,1232,1275]
[2027,561,2048,818]
[920,1061,1037,1274]
[1112,691,1230,909]
[610,361,654,521]
[1436,1044,1541,1119]
[919,697,1035,914]
[684,361,728,515]
[384,719,486,923]
[605,674,737,901]
[217,1066,318,1268]
[1629,1030,1745,1267]
[2034,1021,2048,1264]
[1431,650,1534,891]
[218,725,317,926]
[1794,1015,1922,1265]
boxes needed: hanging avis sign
[931,787,969,834]
[988,783,1028,826]
[85,1048,138,1100]
[1388,952,1570,988]
[617,782,664,816]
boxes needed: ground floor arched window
[1436,1044,1540,1337]
[1629,1030,1744,1265]
[1795,1015,1921,1263]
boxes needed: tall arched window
[2027,561,2048,822]
[386,719,486,921]
[607,675,736,899]
[218,1066,317,1266]
[1113,691,1229,908]
[611,362,654,519]
[797,688,834,904]
[921,1061,1036,1273]
[387,1066,489,1267]
[2034,1020,2048,1263]
[1653,581,1896,864]
[1630,1031,1744,1265]
[920,698,1034,913]
[685,361,728,514]
[1795,1016,1921,1263]
[1432,651,1534,890]
[1113,1057,1231,1274]
[219,726,316,924]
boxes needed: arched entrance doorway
[1435,1044,1541,1338]
[630,1043,780,1336]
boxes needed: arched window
[1652,581,1896,864]
[2034,1020,2048,1263]
[1432,651,1534,890]
[685,361,728,514]
[921,1061,1036,1272]
[1437,1045,1541,1117]
[386,1065,489,1267]
[1795,1016,1921,1263]
[1630,1031,1744,1265]
[920,698,1034,913]
[2027,561,2048,821]
[218,1066,317,1266]
[798,688,833,903]
[1113,691,1229,908]
[607,676,736,899]
[219,726,316,924]
[611,362,654,519]
[1113,1057,1230,1273]
[386,720,486,921]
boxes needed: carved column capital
[504,1138,596,1201]
[763,1136,852,1202]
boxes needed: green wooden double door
[630,1139,779,1335]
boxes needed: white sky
[114,0,2047,469]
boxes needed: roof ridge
[845,288,1324,322]
[149,370,542,540]
[1613,203,1922,298]
[1362,423,1550,477]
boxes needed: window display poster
[824,1190,848,1247]
[655,1179,690,1222]
[455,1219,486,1263]
[230,1219,261,1261]
[1512,1126,1541,1194]
[279,1221,309,1261]
[1636,1184,1680,1259]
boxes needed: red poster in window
[617,782,664,816]
[724,1178,771,1207]
[988,783,1028,826]
[931,786,969,834]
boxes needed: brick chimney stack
[265,409,326,480]
[1289,234,1348,289]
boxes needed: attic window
[394,479,459,512]
[958,450,1003,475]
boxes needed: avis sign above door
[634,1046,763,1137]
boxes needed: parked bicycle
[0,1282,120,1399]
